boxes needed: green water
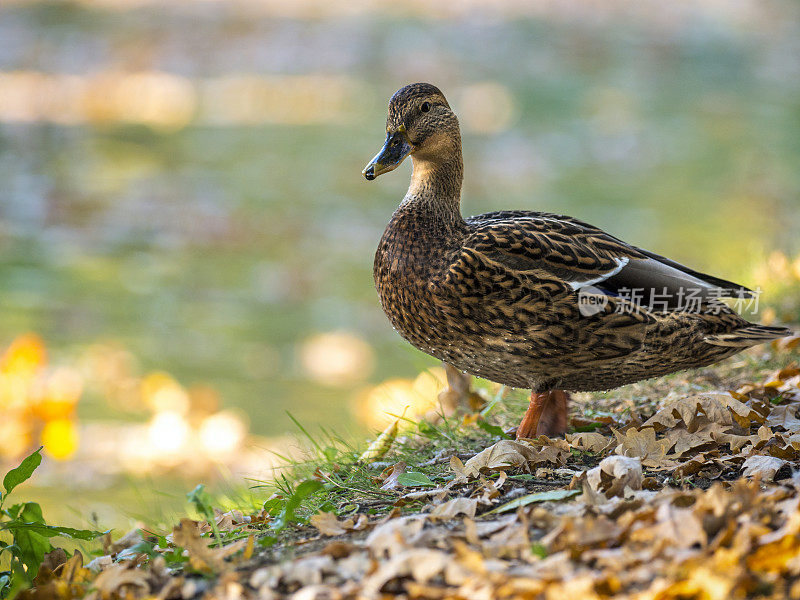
[1,1,799,441]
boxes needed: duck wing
[460,211,753,308]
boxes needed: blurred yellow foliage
[0,335,82,460]
[356,367,448,430]
[0,71,361,129]
[0,333,47,375]
[141,372,191,415]
[41,418,80,460]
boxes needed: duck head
[363,83,460,181]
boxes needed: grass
[235,341,799,553]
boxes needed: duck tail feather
[704,324,794,348]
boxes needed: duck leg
[516,390,569,439]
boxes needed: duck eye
[420,101,431,113]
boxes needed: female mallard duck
[363,83,791,439]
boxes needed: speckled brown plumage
[364,83,792,437]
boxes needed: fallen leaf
[586,455,643,499]
[396,488,449,505]
[359,419,399,463]
[91,564,150,596]
[449,455,469,482]
[643,393,763,433]
[742,455,788,481]
[613,428,675,468]
[747,534,800,574]
[376,462,407,491]
[663,422,726,457]
[214,509,248,532]
[320,540,355,559]
[361,549,449,596]
[171,519,245,572]
[711,430,760,453]
[465,440,537,474]
[766,404,800,432]
[365,516,426,557]
[310,512,354,536]
[478,471,506,501]
[461,440,538,478]
[630,502,707,549]
[242,535,254,560]
[566,432,612,453]
[429,497,477,521]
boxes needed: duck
[363,82,792,439]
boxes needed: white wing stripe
[569,257,629,290]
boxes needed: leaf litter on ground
[15,343,800,599]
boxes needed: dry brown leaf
[461,440,538,478]
[527,437,572,467]
[576,472,607,506]
[429,497,477,521]
[663,422,728,457]
[671,456,707,479]
[361,548,449,596]
[711,429,760,453]
[466,436,571,473]
[85,555,113,573]
[643,393,763,433]
[40,549,67,574]
[648,503,707,549]
[449,455,469,483]
[478,471,506,501]
[91,564,150,596]
[467,514,518,544]
[648,565,734,600]
[61,550,87,584]
[776,335,800,352]
[376,461,407,491]
[566,432,612,453]
[613,428,676,469]
[543,514,623,554]
[397,488,450,505]
[742,455,788,481]
[320,540,356,560]
[586,455,643,499]
[364,516,426,557]
[774,363,800,381]
[351,514,370,531]
[214,509,249,532]
[747,534,800,574]
[171,518,245,572]
[766,404,800,432]
[310,511,355,536]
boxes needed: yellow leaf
[41,418,79,460]
[747,534,800,574]
[243,535,254,560]
[310,511,354,536]
[358,419,398,463]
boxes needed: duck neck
[403,150,464,223]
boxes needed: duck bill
[362,131,412,180]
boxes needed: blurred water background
[1,0,799,529]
